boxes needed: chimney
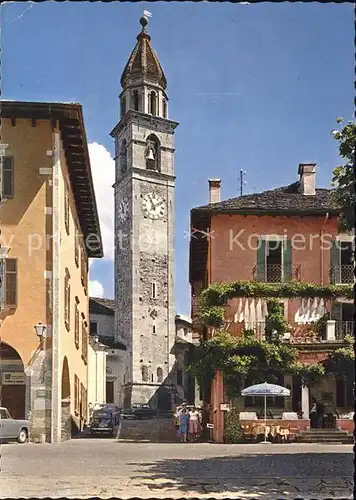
[208,178,221,204]
[298,163,316,195]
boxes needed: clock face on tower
[118,198,130,222]
[142,192,166,220]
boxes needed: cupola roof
[120,15,167,90]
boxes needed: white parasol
[241,382,290,443]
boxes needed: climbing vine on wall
[189,331,299,396]
[198,280,353,328]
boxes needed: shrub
[224,407,243,444]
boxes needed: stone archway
[0,342,25,419]
[61,357,71,441]
[61,357,70,399]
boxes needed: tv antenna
[239,169,247,196]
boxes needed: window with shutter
[283,239,292,281]
[1,157,14,198]
[330,240,340,284]
[64,269,70,330]
[74,299,80,349]
[256,238,266,281]
[4,258,17,308]
[64,185,70,234]
[74,226,79,267]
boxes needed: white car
[0,407,29,444]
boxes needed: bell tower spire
[119,13,168,119]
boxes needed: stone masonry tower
[110,15,179,409]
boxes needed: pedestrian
[178,408,189,442]
[309,400,317,429]
[188,405,200,442]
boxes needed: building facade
[0,101,103,442]
[89,297,126,407]
[111,15,179,409]
[190,164,354,440]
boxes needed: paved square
[0,440,353,499]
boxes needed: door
[106,381,114,404]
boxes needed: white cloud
[88,142,115,262]
[89,280,105,298]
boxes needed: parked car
[90,408,118,436]
[94,404,121,425]
[122,403,156,420]
[0,407,29,444]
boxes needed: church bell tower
[111,15,179,409]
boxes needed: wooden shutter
[2,157,14,198]
[330,240,340,283]
[256,238,266,281]
[331,302,342,321]
[4,258,17,307]
[283,239,292,281]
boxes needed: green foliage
[200,305,225,329]
[331,118,356,232]
[324,343,355,381]
[293,362,326,388]
[313,314,329,338]
[189,332,298,394]
[199,281,352,327]
[224,408,243,443]
[265,299,290,342]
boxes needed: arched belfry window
[141,365,149,382]
[157,367,163,383]
[132,90,139,111]
[145,134,160,171]
[148,91,157,116]
[120,95,126,118]
[162,99,167,119]
[120,139,127,174]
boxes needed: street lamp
[34,322,46,347]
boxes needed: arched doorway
[0,342,25,419]
[61,357,72,440]
[61,357,70,399]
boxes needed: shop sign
[2,372,25,385]
[207,423,214,429]
[220,404,230,411]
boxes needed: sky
[2,1,354,316]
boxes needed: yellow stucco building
[0,101,103,442]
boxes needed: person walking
[178,408,189,443]
[188,406,200,442]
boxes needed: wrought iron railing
[253,264,301,283]
[330,264,354,284]
[335,321,355,341]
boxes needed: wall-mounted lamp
[34,323,46,346]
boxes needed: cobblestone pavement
[0,440,353,499]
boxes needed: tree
[331,118,356,232]
[188,332,298,399]
[324,335,354,381]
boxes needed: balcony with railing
[330,264,354,284]
[253,264,301,283]
[335,320,354,341]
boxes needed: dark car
[95,404,121,425]
[90,409,117,436]
[122,403,156,420]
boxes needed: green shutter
[283,239,292,282]
[256,238,266,281]
[331,240,340,283]
[331,301,342,321]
